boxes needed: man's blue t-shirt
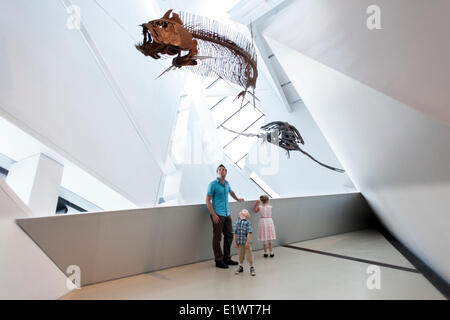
[207,179,231,216]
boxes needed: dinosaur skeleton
[222,121,345,173]
[136,9,258,105]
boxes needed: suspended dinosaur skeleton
[222,121,345,173]
[136,9,258,105]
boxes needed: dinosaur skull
[141,9,186,47]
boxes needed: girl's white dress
[257,205,276,241]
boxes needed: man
[206,164,244,268]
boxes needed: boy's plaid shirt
[232,218,252,245]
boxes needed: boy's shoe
[235,266,244,275]
[250,266,256,276]
[263,253,268,258]
[270,253,274,258]
[215,261,229,269]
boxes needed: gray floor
[60,229,445,300]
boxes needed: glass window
[223,116,265,163]
[210,97,241,128]
[221,103,263,133]
[205,78,266,167]
[217,126,238,147]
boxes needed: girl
[254,195,276,257]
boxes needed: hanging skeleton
[222,121,345,173]
[136,9,258,105]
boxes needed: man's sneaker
[250,266,256,276]
[215,261,229,269]
[263,253,268,258]
[235,266,244,275]
[224,259,238,266]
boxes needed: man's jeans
[210,215,233,262]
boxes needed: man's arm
[230,189,244,202]
[206,195,219,224]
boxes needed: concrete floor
[60,229,445,300]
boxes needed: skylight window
[209,97,241,127]
[223,115,265,164]
[220,103,264,133]
[250,172,280,199]
[205,77,265,168]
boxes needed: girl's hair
[259,195,269,204]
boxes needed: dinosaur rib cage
[180,12,258,93]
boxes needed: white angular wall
[262,0,450,126]
[6,153,63,216]
[257,0,450,284]
[265,36,450,283]
[0,179,70,299]
[0,0,182,207]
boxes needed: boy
[233,209,255,276]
